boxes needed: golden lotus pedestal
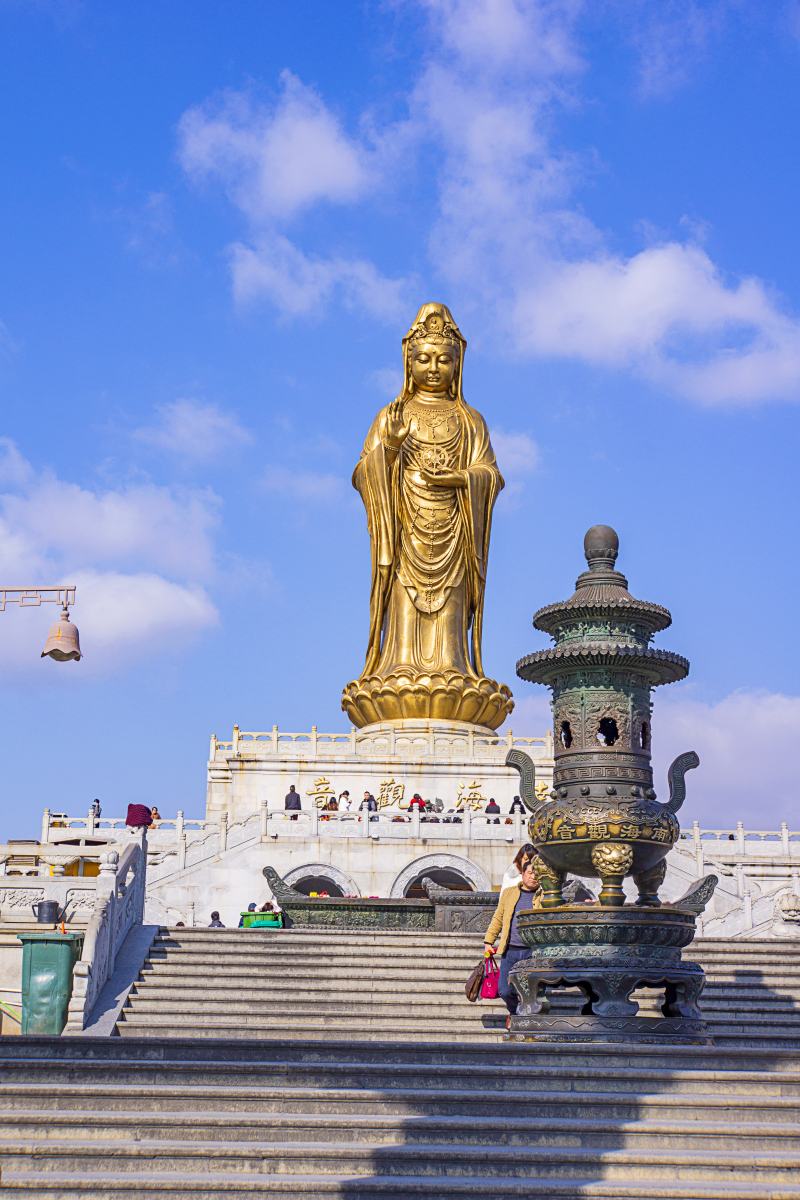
[342,669,513,730]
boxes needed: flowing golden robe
[353,397,503,684]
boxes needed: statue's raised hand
[383,400,411,451]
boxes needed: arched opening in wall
[640,721,650,750]
[560,721,573,749]
[290,875,345,897]
[597,717,619,746]
[404,868,474,899]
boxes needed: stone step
[124,990,509,1014]
[113,1017,800,1049]
[116,1019,507,1042]
[0,1110,798,1151]
[137,963,800,991]
[3,1138,800,1183]
[130,979,800,1008]
[8,1034,800,1072]
[1,1085,798,1123]
[5,1170,800,1198]
[145,951,489,969]
[122,991,800,1023]
[7,1060,800,1094]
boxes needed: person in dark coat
[208,911,225,928]
[285,785,301,820]
[485,798,501,824]
[509,795,526,814]
[360,792,378,822]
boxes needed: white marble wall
[206,720,555,826]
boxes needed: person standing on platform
[285,785,301,821]
[485,798,501,824]
[483,859,542,1028]
[339,792,351,812]
[509,795,525,815]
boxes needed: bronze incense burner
[510,525,698,908]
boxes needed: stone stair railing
[64,831,147,1033]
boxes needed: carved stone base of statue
[342,669,513,730]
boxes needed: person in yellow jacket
[484,859,542,1026]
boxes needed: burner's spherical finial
[584,525,619,569]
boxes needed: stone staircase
[0,928,798,1196]
[114,927,800,1049]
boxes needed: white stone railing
[0,874,100,919]
[264,809,528,842]
[689,821,800,856]
[42,808,212,842]
[211,725,553,759]
[64,831,147,1033]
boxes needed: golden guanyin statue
[342,303,514,729]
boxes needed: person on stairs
[483,859,542,1029]
[500,844,536,893]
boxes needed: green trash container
[17,931,85,1035]
[240,912,282,928]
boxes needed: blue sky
[0,0,798,836]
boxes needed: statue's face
[410,341,458,394]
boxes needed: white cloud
[133,399,252,461]
[261,465,347,502]
[370,367,404,398]
[511,244,800,404]
[490,429,542,476]
[230,236,407,318]
[178,0,800,404]
[178,71,372,221]
[623,0,727,99]
[651,688,800,827]
[71,570,218,655]
[0,440,220,670]
[178,71,408,318]
[508,685,800,828]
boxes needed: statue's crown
[410,311,460,346]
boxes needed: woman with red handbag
[483,860,542,1029]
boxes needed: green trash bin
[17,931,85,1035]
[240,912,282,928]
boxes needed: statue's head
[401,303,466,402]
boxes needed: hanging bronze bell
[41,607,82,662]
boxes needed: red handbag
[480,953,499,999]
